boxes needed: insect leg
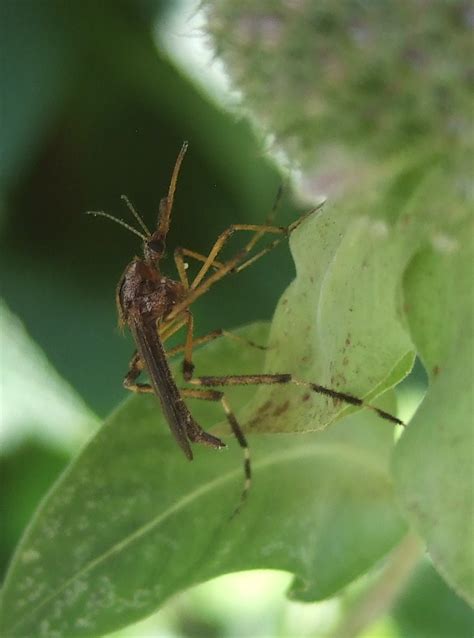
[159,314,188,344]
[165,328,268,359]
[162,309,267,382]
[174,246,225,289]
[173,247,191,289]
[167,205,324,323]
[188,185,286,288]
[189,373,404,426]
[191,223,287,290]
[231,185,284,259]
[181,388,251,515]
[123,350,153,393]
[162,310,266,383]
[234,202,324,274]
[191,198,324,290]
[166,237,284,322]
[182,311,195,381]
[220,395,252,517]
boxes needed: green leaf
[0,327,405,636]
[0,181,423,636]
[239,204,416,434]
[393,559,474,637]
[393,227,474,605]
[0,300,97,452]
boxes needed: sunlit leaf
[239,202,416,434]
[0,300,97,453]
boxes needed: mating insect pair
[88,142,403,513]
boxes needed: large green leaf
[0,328,405,636]
[0,183,424,636]
[238,202,416,433]
[393,559,474,637]
[394,228,474,605]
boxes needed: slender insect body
[129,319,225,460]
[87,141,404,516]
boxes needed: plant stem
[331,532,424,638]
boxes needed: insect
[88,142,403,512]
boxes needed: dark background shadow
[0,0,301,578]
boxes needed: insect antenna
[120,194,151,236]
[85,210,148,241]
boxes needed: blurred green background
[0,1,306,635]
[1,1,472,636]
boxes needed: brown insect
[88,142,403,512]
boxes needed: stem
[331,532,424,638]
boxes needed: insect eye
[147,238,164,254]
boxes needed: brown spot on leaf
[330,373,346,389]
[273,400,290,417]
[302,393,311,402]
[257,400,273,415]
[433,365,441,376]
[247,399,274,429]
[247,416,261,429]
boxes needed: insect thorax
[118,258,185,324]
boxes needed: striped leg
[181,388,251,517]
[188,373,404,426]
[123,351,152,393]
